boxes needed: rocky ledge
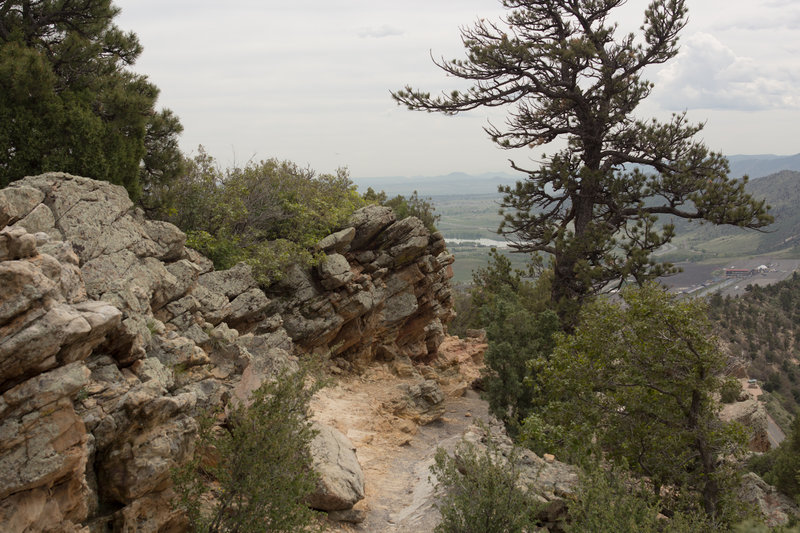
[0,173,453,531]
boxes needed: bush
[430,433,542,533]
[172,364,323,532]
[566,467,718,533]
[363,187,440,233]
[721,379,743,404]
[160,148,365,286]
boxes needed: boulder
[318,253,353,290]
[308,422,365,511]
[348,205,396,250]
[0,186,44,228]
[198,262,258,300]
[389,379,446,425]
[317,227,356,254]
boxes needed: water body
[445,237,510,248]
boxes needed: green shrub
[721,379,743,404]
[430,433,542,533]
[172,364,323,532]
[565,467,718,533]
[162,149,365,286]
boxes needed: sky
[114,0,800,179]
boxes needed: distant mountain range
[352,171,520,197]
[353,153,800,197]
[728,154,800,179]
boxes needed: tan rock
[308,422,365,511]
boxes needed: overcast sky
[115,0,800,179]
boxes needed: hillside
[710,273,800,430]
[663,170,800,261]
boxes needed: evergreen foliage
[523,284,748,519]
[162,148,365,286]
[430,433,542,533]
[565,466,718,533]
[0,0,183,200]
[709,272,800,419]
[394,0,771,322]
[750,416,800,501]
[450,249,559,433]
[172,365,323,533]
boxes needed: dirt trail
[311,337,488,532]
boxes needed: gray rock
[0,226,37,261]
[308,422,365,511]
[327,508,367,523]
[317,227,356,254]
[318,253,353,290]
[392,380,445,425]
[382,290,419,324]
[739,472,800,527]
[348,205,396,250]
[10,203,55,235]
[227,288,271,329]
[164,259,202,302]
[199,262,258,300]
[0,186,44,229]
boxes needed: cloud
[356,25,404,39]
[654,32,800,111]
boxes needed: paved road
[767,414,787,449]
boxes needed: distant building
[725,268,752,278]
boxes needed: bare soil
[311,336,489,532]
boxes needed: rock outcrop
[720,386,771,452]
[267,204,454,368]
[739,472,800,527]
[0,174,454,531]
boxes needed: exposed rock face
[720,387,771,452]
[739,472,800,527]
[0,174,453,531]
[268,204,455,369]
[460,420,579,504]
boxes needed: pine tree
[0,0,183,200]
[394,0,771,321]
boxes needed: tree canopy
[0,0,182,200]
[524,284,747,519]
[393,0,772,320]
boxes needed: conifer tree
[0,0,183,201]
[394,0,771,319]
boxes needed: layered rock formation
[0,173,454,531]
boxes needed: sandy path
[311,338,488,532]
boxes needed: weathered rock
[739,472,800,527]
[227,288,271,331]
[327,507,367,523]
[720,391,770,452]
[0,363,91,530]
[0,173,456,532]
[348,205,396,250]
[378,217,430,266]
[317,227,356,254]
[460,419,579,502]
[0,226,37,261]
[198,262,258,300]
[318,253,353,290]
[389,380,446,425]
[308,422,365,511]
[10,203,56,236]
[0,186,44,229]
